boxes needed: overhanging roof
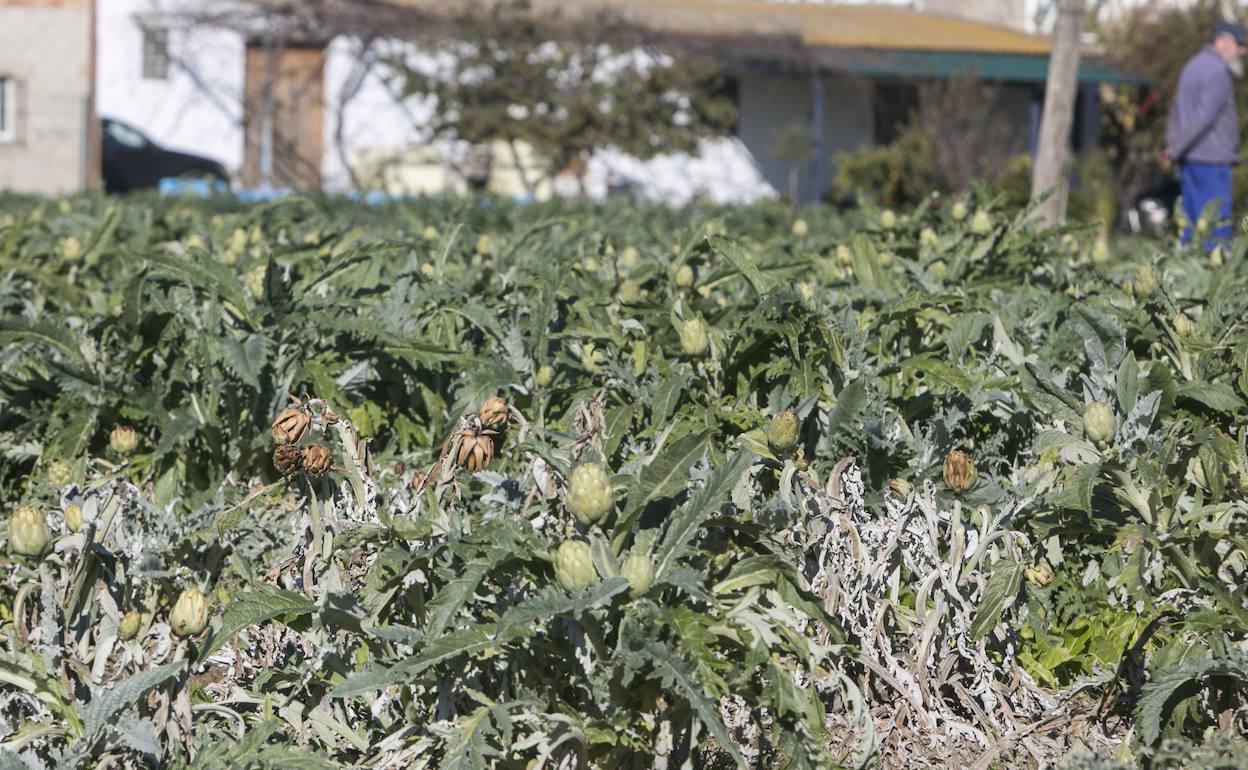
[599,0,1054,54]
[801,49,1149,85]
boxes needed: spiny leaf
[494,579,628,640]
[141,249,253,322]
[708,235,771,296]
[81,660,183,739]
[645,640,746,769]
[654,449,752,579]
[0,317,88,366]
[334,626,496,697]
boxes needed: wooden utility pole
[1030,0,1086,226]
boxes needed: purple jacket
[1166,46,1240,164]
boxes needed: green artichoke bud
[1173,312,1195,339]
[798,282,814,301]
[1024,560,1053,587]
[61,236,82,263]
[229,227,247,255]
[47,460,72,487]
[170,587,210,638]
[553,540,597,592]
[951,201,968,221]
[928,260,947,281]
[1091,239,1111,264]
[245,265,267,299]
[422,225,439,240]
[1133,263,1157,298]
[970,209,992,235]
[766,410,800,456]
[943,450,977,495]
[535,364,555,387]
[919,227,938,247]
[631,340,648,378]
[63,504,83,533]
[618,279,643,303]
[567,463,614,527]
[679,318,709,357]
[888,478,913,500]
[791,218,808,237]
[619,246,640,271]
[620,552,655,597]
[880,209,896,230]
[580,342,603,373]
[674,264,694,288]
[8,506,51,557]
[1211,245,1225,266]
[476,233,492,255]
[835,244,853,265]
[420,263,435,279]
[109,425,139,456]
[118,610,142,641]
[1083,401,1116,447]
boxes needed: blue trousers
[1180,162,1233,248]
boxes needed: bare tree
[914,70,1026,193]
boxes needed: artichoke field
[1,193,1248,769]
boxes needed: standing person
[1165,21,1247,248]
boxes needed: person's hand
[1161,150,1173,171]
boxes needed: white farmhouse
[3,0,1147,201]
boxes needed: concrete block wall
[0,0,92,195]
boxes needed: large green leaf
[1177,381,1244,413]
[1137,652,1248,745]
[221,333,273,389]
[970,560,1024,640]
[200,586,317,661]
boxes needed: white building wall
[0,2,92,195]
[96,0,244,174]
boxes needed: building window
[142,27,170,80]
[0,77,15,142]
